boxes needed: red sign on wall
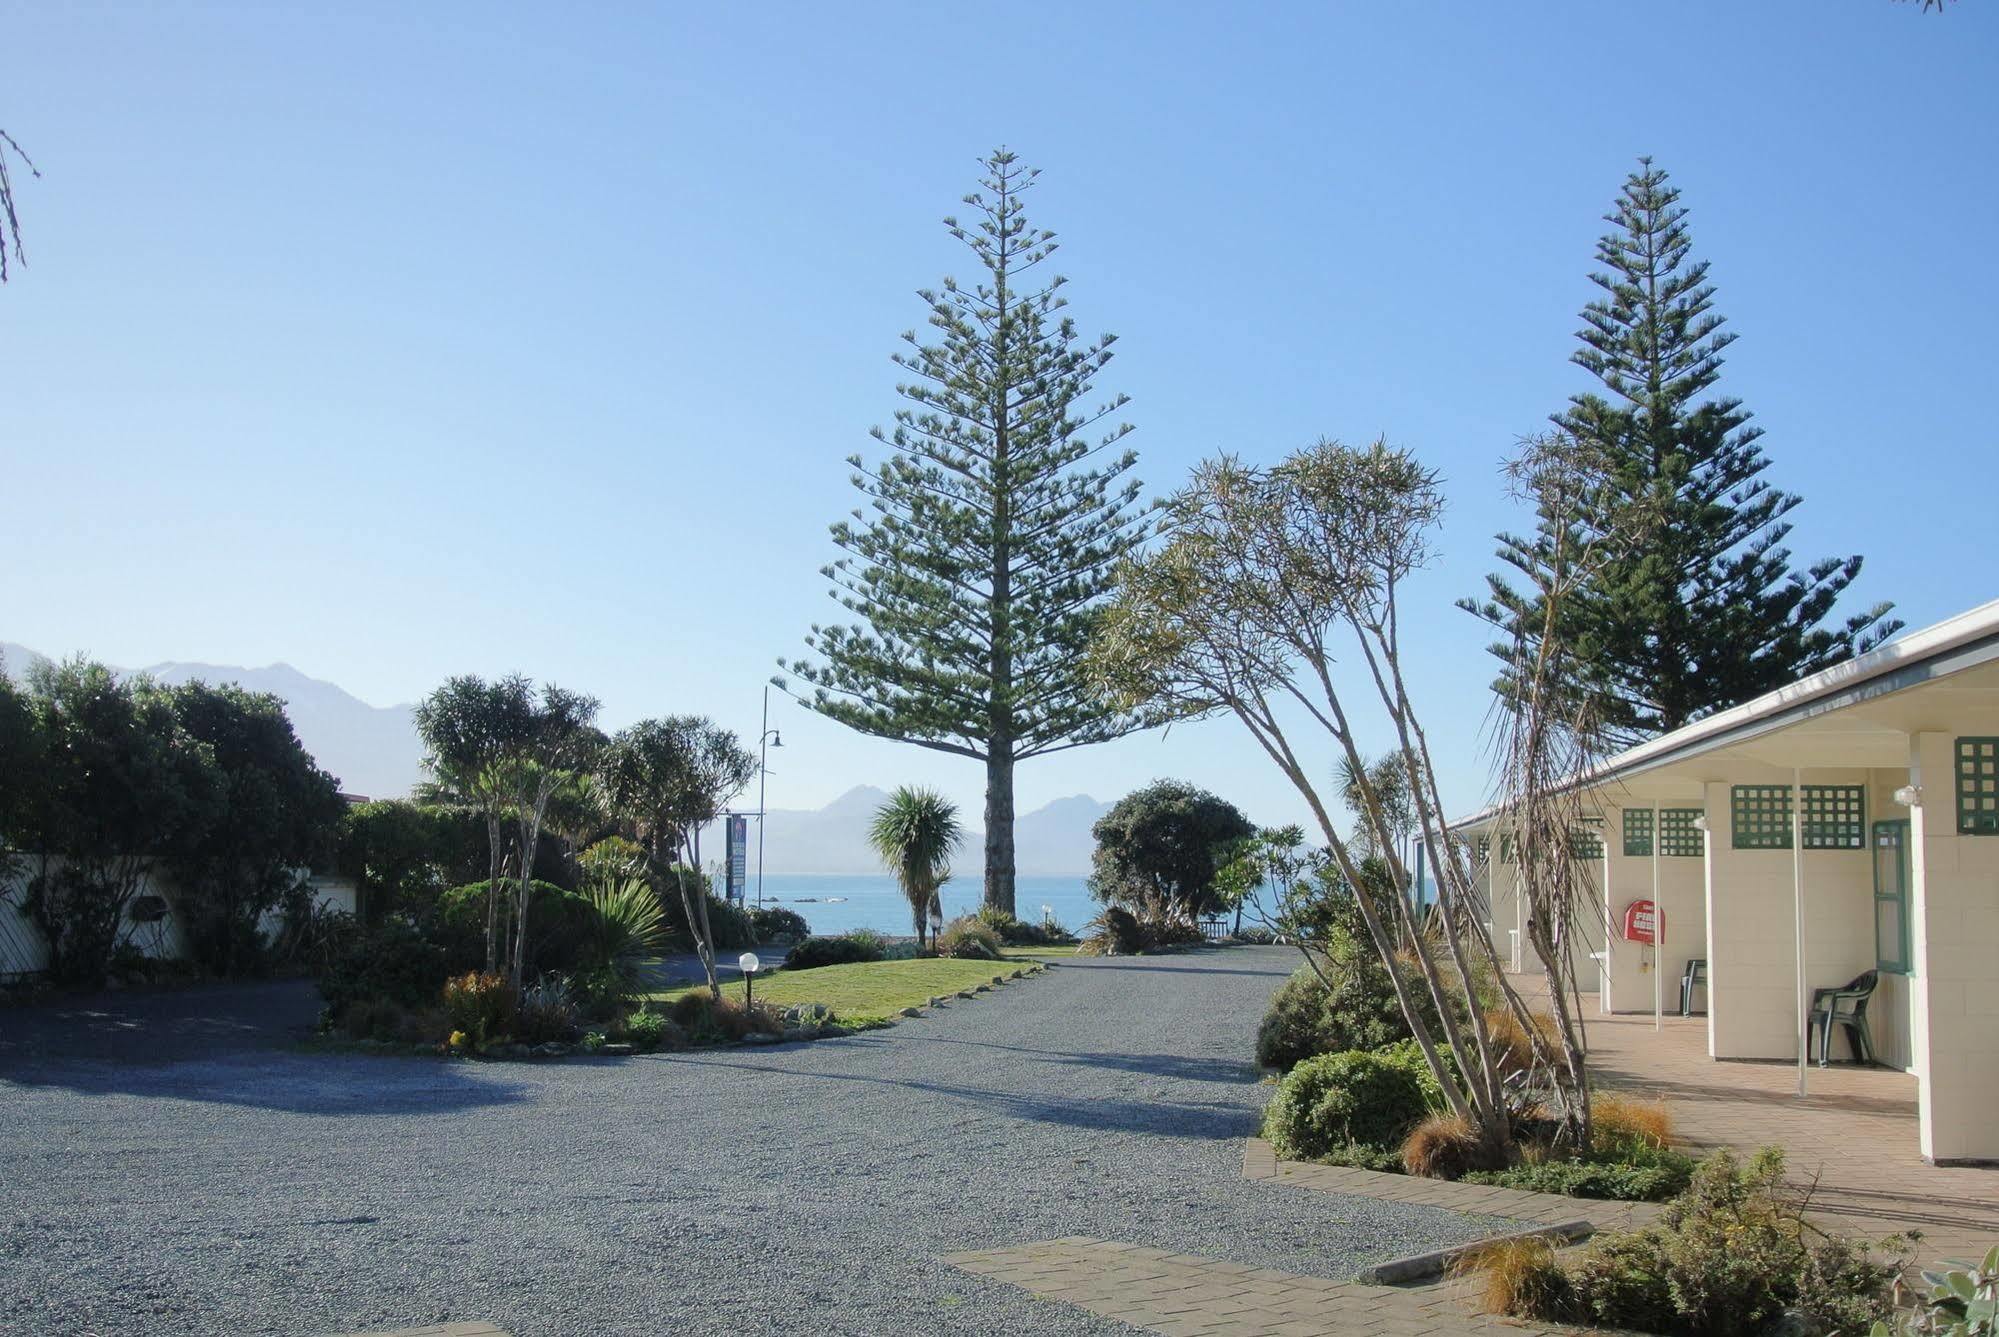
[1621,899,1661,944]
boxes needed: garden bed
[645,956,1048,1021]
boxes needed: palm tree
[869,787,961,949]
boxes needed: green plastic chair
[1809,970,1879,1066]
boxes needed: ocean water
[741,873,1096,938]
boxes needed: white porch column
[1909,731,1999,1163]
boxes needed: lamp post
[755,685,782,910]
[739,951,761,1009]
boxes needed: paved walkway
[1581,1002,1999,1260]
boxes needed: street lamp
[756,685,782,909]
[739,952,761,1009]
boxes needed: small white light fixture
[739,951,761,1008]
[1893,784,1922,809]
[1692,815,1710,832]
[1041,903,1053,925]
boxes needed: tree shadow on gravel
[0,1052,533,1116]
[665,1053,1261,1139]
[908,1036,1260,1085]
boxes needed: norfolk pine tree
[1466,159,1898,740]
[782,149,1155,915]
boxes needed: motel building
[1461,597,1999,1166]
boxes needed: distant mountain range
[1,642,424,800]
[755,785,1108,877]
[0,643,1109,875]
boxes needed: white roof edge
[1448,596,1999,832]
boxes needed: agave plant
[868,787,961,949]
[580,874,669,999]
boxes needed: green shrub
[1488,1148,1905,1335]
[1262,1050,1427,1160]
[440,971,516,1046]
[624,1007,681,1053]
[318,918,447,1016]
[1463,1157,1692,1202]
[1871,1245,1999,1337]
[1371,1036,1460,1113]
[435,880,596,976]
[783,932,886,971]
[975,905,1078,946]
[513,974,581,1044]
[934,916,1003,960]
[747,905,811,944]
[1256,959,1443,1071]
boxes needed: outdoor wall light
[1692,815,1710,832]
[739,952,761,1008]
[1893,785,1922,809]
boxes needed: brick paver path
[944,1236,1575,1337]
[1581,1004,1999,1260]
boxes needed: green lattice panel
[1660,808,1705,857]
[1476,835,1491,864]
[1623,807,1653,857]
[1571,823,1604,860]
[1801,785,1866,850]
[1732,785,1793,850]
[1958,737,1999,835]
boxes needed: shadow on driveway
[0,977,529,1116]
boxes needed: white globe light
[738,952,761,974]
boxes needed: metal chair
[1679,959,1707,1016]
[1809,970,1880,1066]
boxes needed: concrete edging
[1353,1219,1595,1285]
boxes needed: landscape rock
[599,1043,635,1057]
[956,990,976,1000]
[742,1032,780,1046]
[897,1007,922,1018]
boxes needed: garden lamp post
[739,952,760,1009]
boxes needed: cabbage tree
[868,787,960,948]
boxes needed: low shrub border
[312,959,1054,1062]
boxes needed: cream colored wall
[1700,770,1879,1061]
[1909,731,1999,1163]
[1600,807,1708,1015]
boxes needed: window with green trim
[1732,785,1793,849]
[1623,808,1653,857]
[1873,819,1911,973]
[1572,819,1604,860]
[1660,808,1705,857]
[1958,737,1999,835]
[1801,785,1866,850]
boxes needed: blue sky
[2,2,1992,833]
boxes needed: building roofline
[1449,597,1999,831]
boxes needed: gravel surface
[0,947,1502,1336]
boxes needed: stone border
[1353,1219,1593,1285]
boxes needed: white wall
[0,857,354,981]
[1700,769,1883,1061]
[1601,806,1708,1015]
[1909,731,1999,1163]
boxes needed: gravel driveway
[0,947,1498,1336]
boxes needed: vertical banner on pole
[725,815,749,904]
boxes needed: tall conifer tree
[1466,159,1899,739]
[783,149,1153,915]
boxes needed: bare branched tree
[1470,432,1664,1149]
[0,130,38,283]
[1092,436,1655,1159]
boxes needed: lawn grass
[643,956,1038,1018]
